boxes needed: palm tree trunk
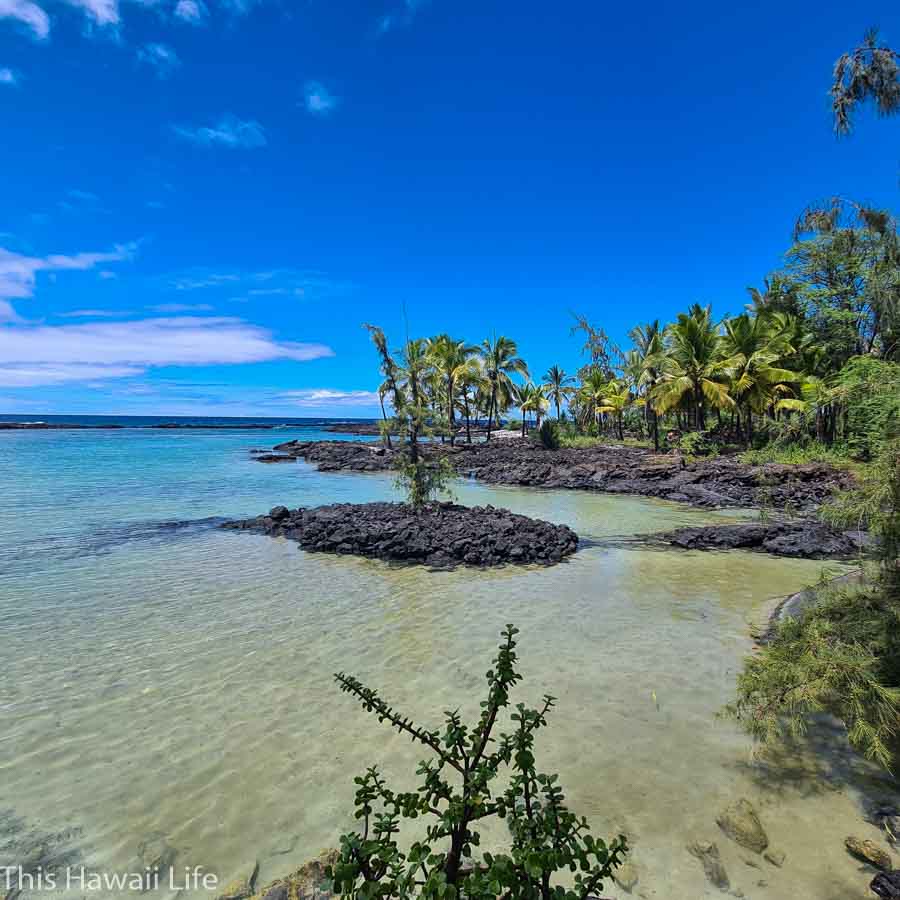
[379,394,392,450]
[447,377,455,446]
[486,389,495,442]
[463,392,472,443]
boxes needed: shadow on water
[730,716,900,812]
[2,517,228,570]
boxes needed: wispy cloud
[0,243,135,302]
[148,302,213,313]
[0,300,24,323]
[59,308,133,318]
[66,188,100,203]
[0,66,19,85]
[173,113,267,149]
[377,0,429,35]
[275,388,381,409]
[173,0,206,24]
[170,267,353,300]
[304,80,339,116]
[65,0,120,27]
[0,0,49,38]
[0,316,335,386]
[137,42,180,78]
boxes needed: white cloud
[0,244,135,301]
[148,302,213,312]
[173,114,267,149]
[0,0,49,38]
[65,0,119,26]
[0,316,335,386]
[276,388,382,408]
[0,66,18,84]
[304,80,338,116]
[0,364,144,386]
[173,0,206,23]
[137,42,180,78]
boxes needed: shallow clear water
[1,429,895,899]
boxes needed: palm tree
[720,312,799,445]
[480,336,529,441]
[651,306,733,430]
[428,335,477,445]
[511,382,549,436]
[377,378,393,449]
[455,358,485,444]
[542,365,575,422]
[627,320,664,449]
[576,369,609,432]
[599,379,631,441]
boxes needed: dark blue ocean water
[0,414,377,428]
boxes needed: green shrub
[329,626,628,899]
[677,431,719,457]
[535,420,560,450]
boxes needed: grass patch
[559,434,650,450]
[739,442,858,468]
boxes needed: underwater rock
[136,833,177,878]
[217,861,259,900]
[872,870,900,898]
[716,799,769,854]
[763,849,785,868]
[687,841,730,891]
[613,861,639,892]
[250,849,338,900]
[224,501,579,569]
[845,835,893,870]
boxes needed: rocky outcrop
[224,502,579,568]
[654,521,862,559]
[263,440,854,514]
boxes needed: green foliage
[727,580,900,770]
[395,454,455,510]
[831,29,900,136]
[535,420,560,451]
[677,430,719,458]
[329,626,628,900]
[831,357,900,459]
[729,439,900,769]
[738,442,854,467]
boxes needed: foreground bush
[329,626,627,899]
[728,439,900,768]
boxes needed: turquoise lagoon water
[0,427,895,899]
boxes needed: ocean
[0,422,882,899]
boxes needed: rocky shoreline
[223,501,579,568]
[261,439,853,514]
[651,521,865,560]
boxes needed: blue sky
[1,0,898,417]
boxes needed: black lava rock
[223,501,579,569]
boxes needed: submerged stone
[845,835,893,870]
[687,841,730,891]
[716,799,769,854]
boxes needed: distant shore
[0,421,383,432]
